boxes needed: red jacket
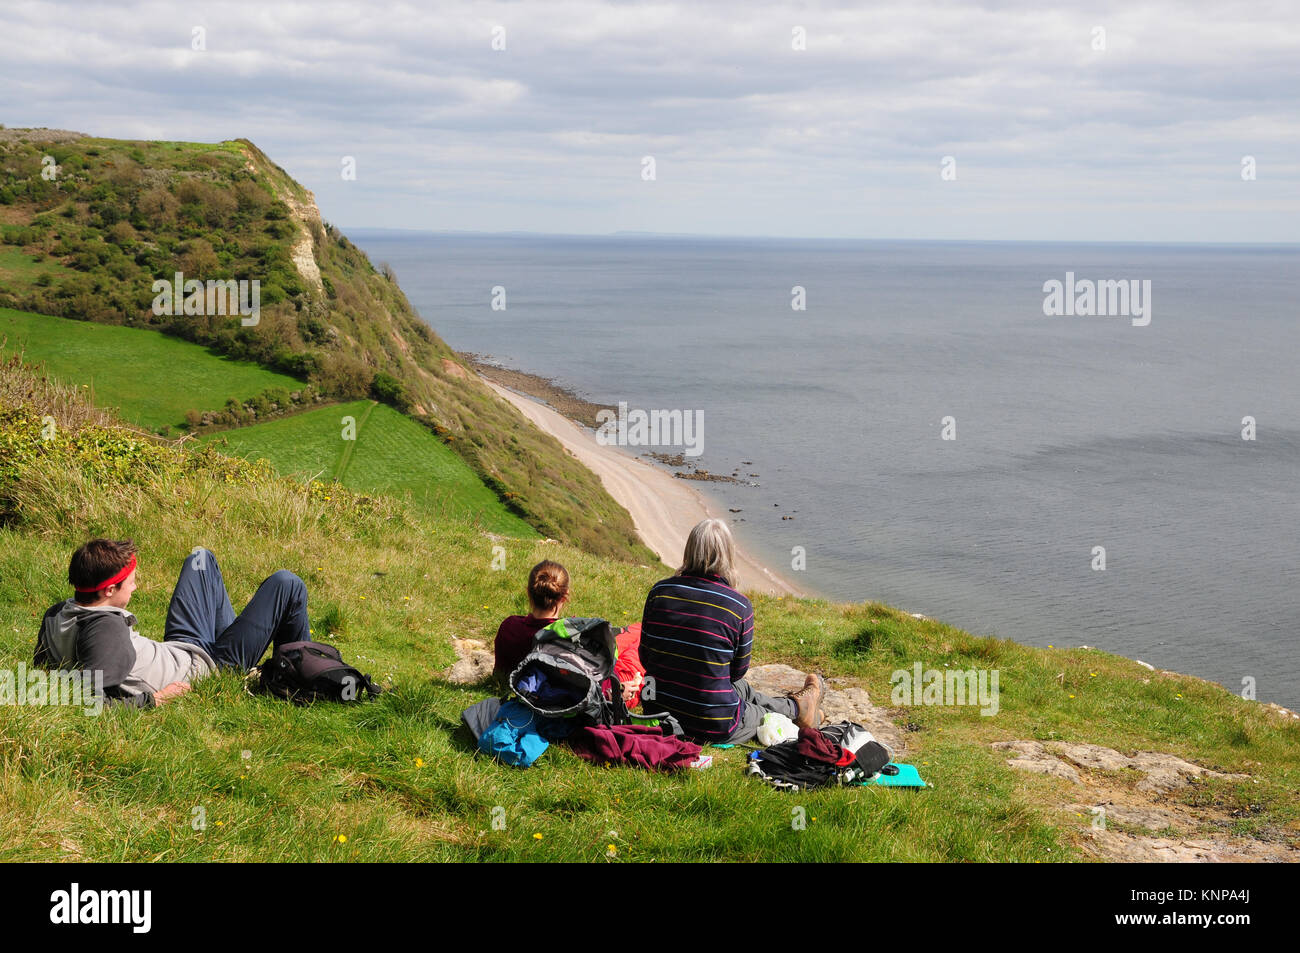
[614,623,645,708]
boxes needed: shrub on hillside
[105,221,136,246]
[178,237,218,276]
[233,177,272,213]
[0,407,173,496]
[275,350,320,379]
[315,353,373,399]
[370,372,412,412]
[136,186,179,225]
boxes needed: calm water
[352,231,1300,708]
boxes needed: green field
[0,307,301,431]
[202,399,537,537]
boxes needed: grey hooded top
[35,600,215,708]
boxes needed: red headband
[75,554,137,593]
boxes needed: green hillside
[1,359,1297,862]
[0,307,533,535]
[202,399,536,537]
[0,130,654,563]
[0,307,299,432]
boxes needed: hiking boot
[789,674,825,729]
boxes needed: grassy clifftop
[0,128,653,563]
[1,358,1296,862]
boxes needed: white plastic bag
[757,711,799,746]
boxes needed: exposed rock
[991,740,1082,782]
[1078,830,1294,863]
[992,740,1249,794]
[237,141,325,297]
[445,637,494,685]
[1065,801,1183,832]
[674,469,744,484]
[1129,750,1250,794]
[1051,742,1136,773]
[994,744,1296,862]
[746,663,905,753]
[285,200,324,295]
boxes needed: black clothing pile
[746,721,893,791]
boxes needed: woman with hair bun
[492,560,571,685]
[491,560,646,704]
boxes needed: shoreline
[474,368,805,598]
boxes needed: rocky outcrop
[991,740,1248,794]
[281,191,325,296]
[993,740,1296,862]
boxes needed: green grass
[0,244,71,283]
[0,307,301,432]
[201,399,537,538]
[1,368,1297,862]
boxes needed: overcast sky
[2,1,1297,242]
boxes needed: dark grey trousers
[727,678,799,743]
[163,548,310,671]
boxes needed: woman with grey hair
[638,518,823,742]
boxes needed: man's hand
[154,681,192,705]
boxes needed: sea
[350,231,1300,709]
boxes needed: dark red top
[493,614,555,682]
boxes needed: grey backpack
[508,617,625,723]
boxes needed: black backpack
[255,641,382,704]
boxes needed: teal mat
[860,763,928,787]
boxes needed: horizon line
[339,226,1300,248]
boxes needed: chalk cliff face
[283,192,325,296]
[0,129,656,563]
[232,139,323,298]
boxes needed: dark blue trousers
[163,548,310,671]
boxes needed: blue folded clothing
[516,666,584,708]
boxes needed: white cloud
[0,0,1296,240]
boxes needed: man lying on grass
[35,539,311,709]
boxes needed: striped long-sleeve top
[638,573,755,741]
